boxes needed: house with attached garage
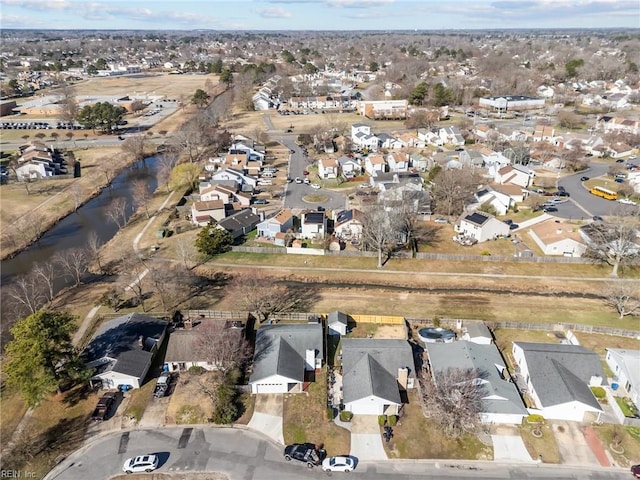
[340,338,416,416]
[455,211,510,243]
[333,209,364,241]
[425,341,528,424]
[300,211,327,239]
[364,154,386,176]
[318,156,339,179]
[216,208,261,239]
[257,208,294,240]
[351,123,380,152]
[84,313,168,390]
[249,323,324,394]
[337,155,362,177]
[512,342,606,422]
[527,219,587,257]
[494,164,535,189]
[605,348,640,409]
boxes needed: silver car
[122,454,159,474]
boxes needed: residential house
[494,164,535,189]
[408,152,433,172]
[461,320,493,345]
[417,128,443,147]
[597,116,640,135]
[318,157,339,179]
[84,313,168,390]
[327,311,348,336]
[378,133,406,150]
[337,156,362,178]
[455,211,510,243]
[386,152,408,173]
[351,123,379,152]
[200,184,236,203]
[249,323,324,394]
[300,211,327,239]
[364,154,386,176]
[341,338,416,415]
[357,99,408,120]
[210,168,257,191]
[425,340,528,424]
[532,125,556,143]
[257,208,294,239]
[582,135,606,157]
[512,342,606,422]
[605,349,640,408]
[333,209,364,240]
[216,208,260,239]
[606,142,634,159]
[528,220,587,257]
[459,149,485,168]
[191,200,226,226]
[438,126,465,146]
[228,141,265,162]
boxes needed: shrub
[188,366,204,375]
[525,414,544,424]
[177,405,203,424]
[326,407,335,421]
[387,415,397,427]
[480,250,491,256]
[591,386,606,399]
[339,411,353,422]
[378,415,387,426]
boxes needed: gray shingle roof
[514,342,606,410]
[341,339,415,404]
[328,311,348,326]
[464,321,492,340]
[426,341,527,416]
[84,313,168,380]
[606,348,640,392]
[250,323,323,383]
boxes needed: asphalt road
[44,427,626,480]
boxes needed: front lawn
[616,397,639,418]
[384,390,492,460]
[124,380,156,422]
[283,368,350,456]
[518,423,561,463]
[592,425,640,467]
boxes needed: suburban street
[45,427,626,480]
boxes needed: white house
[606,348,640,408]
[364,154,386,176]
[528,220,587,257]
[455,211,510,243]
[417,128,443,147]
[84,313,168,390]
[473,186,514,216]
[351,123,379,151]
[257,208,294,240]
[333,209,364,240]
[438,126,465,146]
[191,200,227,226]
[494,164,535,188]
[512,342,605,422]
[461,320,493,345]
[426,341,528,424]
[318,157,339,179]
[337,156,362,178]
[341,338,415,415]
[300,211,326,239]
[386,152,408,173]
[249,323,323,394]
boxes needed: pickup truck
[91,392,116,421]
[153,372,171,398]
[283,443,326,468]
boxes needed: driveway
[552,421,601,466]
[138,395,170,428]
[248,394,284,444]
[349,415,387,461]
[491,426,534,463]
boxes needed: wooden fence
[350,314,405,325]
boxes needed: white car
[123,454,159,474]
[295,177,303,184]
[619,198,637,205]
[434,217,448,224]
[303,178,310,184]
[322,456,355,472]
[311,183,321,189]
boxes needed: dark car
[317,206,325,212]
[616,158,625,163]
[303,170,309,175]
[253,198,268,205]
[557,186,566,192]
[593,215,604,221]
[283,443,326,468]
[615,178,624,183]
[631,464,640,478]
[557,191,570,197]
[91,392,117,421]
[543,206,558,213]
[509,223,519,230]
[580,176,589,181]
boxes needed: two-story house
[318,157,339,179]
[257,208,294,240]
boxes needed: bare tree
[228,272,307,322]
[132,179,152,219]
[57,83,79,124]
[193,321,251,373]
[121,134,147,161]
[430,168,480,217]
[420,367,484,438]
[32,259,59,304]
[5,273,46,316]
[105,197,128,228]
[53,247,88,286]
[175,235,197,269]
[157,151,179,192]
[584,208,640,277]
[146,262,197,312]
[100,160,117,184]
[86,231,104,274]
[120,253,149,311]
[605,282,640,319]
[361,207,399,269]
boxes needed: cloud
[0,13,48,27]
[1,0,72,10]
[267,0,395,7]
[256,6,292,17]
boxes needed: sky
[0,0,639,31]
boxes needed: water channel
[0,156,160,336]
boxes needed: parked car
[592,215,604,221]
[317,206,325,212]
[253,198,268,205]
[580,176,589,181]
[322,456,356,473]
[543,206,558,213]
[303,178,310,184]
[311,183,321,190]
[283,443,326,468]
[503,219,513,225]
[122,455,159,474]
[509,223,519,230]
[434,217,448,224]
[295,177,302,184]
[631,464,640,478]
[91,392,116,421]
[615,178,624,183]
[616,158,625,163]
[303,170,309,175]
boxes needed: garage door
[255,383,288,394]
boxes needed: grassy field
[283,368,351,457]
[385,390,492,459]
[0,385,29,447]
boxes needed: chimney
[556,228,563,235]
[397,367,408,390]
[138,335,144,347]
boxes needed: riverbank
[0,146,153,260]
